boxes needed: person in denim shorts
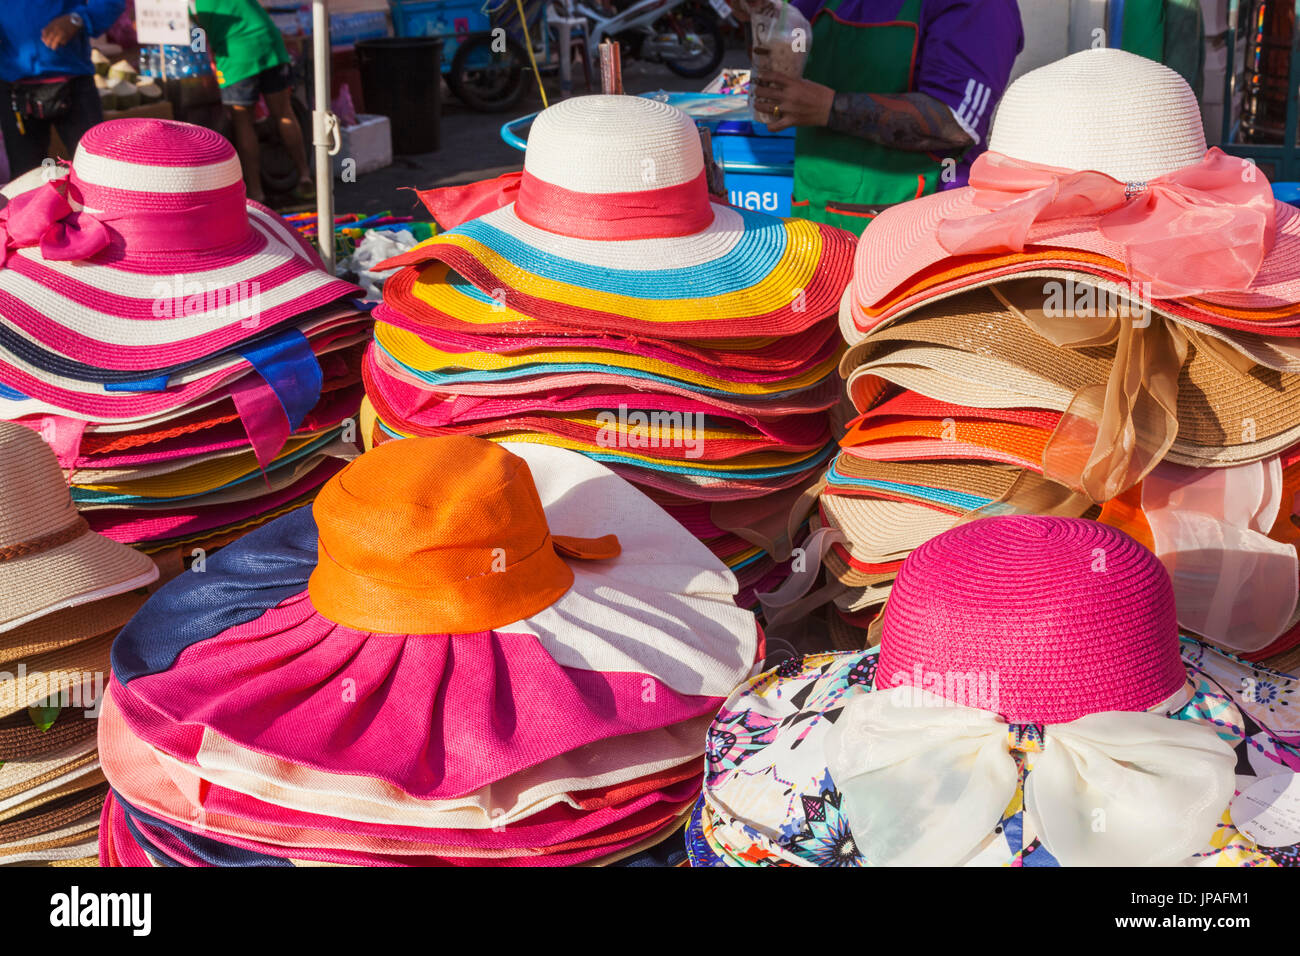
[194,0,312,204]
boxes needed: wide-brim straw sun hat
[373,299,842,374]
[106,436,759,806]
[363,366,831,448]
[846,48,1300,337]
[0,316,371,424]
[376,95,855,340]
[365,342,843,420]
[0,423,157,633]
[371,321,844,391]
[699,516,1300,867]
[0,118,357,370]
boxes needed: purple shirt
[791,0,1023,182]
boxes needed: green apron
[791,0,957,235]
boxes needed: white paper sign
[1230,773,1300,847]
[136,0,192,46]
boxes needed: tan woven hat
[0,588,151,667]
[0,631,113,718]
[0,423,157,633]
[842,287,1300,468]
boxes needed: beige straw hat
[0,630,113,718]
[0,423,157,633]
[0,588,151,667]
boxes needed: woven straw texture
[878,515,1188,723]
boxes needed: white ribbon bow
[824,687,1237,867]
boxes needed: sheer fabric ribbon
[938,148,1276,298]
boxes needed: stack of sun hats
[0,118,369,571]
[691,515,1300,868]
[360,94,855,613]
[817,48,1300,660]
[98,435,760,866]
[0,423,158,867]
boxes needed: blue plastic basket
[1274,182,1300,207]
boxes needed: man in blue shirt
[0,1,125,178]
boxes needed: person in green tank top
[192,0,313,205]
[739,0,1022,235]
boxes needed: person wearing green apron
[742,0,1023,235]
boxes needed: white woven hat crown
[988,48,1206,183]
[523,95,704,194]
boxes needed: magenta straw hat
[0,118,357,369]
[697,515,1278,868]
[876,515,1187,723]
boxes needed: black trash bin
[355,37,444,155]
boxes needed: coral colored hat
[0,118,357,370]
[377,95,855,340]
[695,516,1296,868]
[848,49,1300,334]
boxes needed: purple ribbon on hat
[0,179,110,267]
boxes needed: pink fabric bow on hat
[0,179,110,267]
[937,147,1277,298]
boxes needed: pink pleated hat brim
[1,204,360,370]
[99,688,700,854]
[853,187,1300,325]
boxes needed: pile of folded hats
[0,423,158,867]
[692,515,1300,867]
[818,49,1300,664]
[98,435,760,866]
[0,118,369,571]
[360,95,855,612]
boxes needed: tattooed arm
[827,90,974,152]
[754,71,974,152]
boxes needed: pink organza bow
[0,179,110,267]
[937,148,1277,298]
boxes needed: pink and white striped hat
[0,119,356,369]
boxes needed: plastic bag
[747,0,811,125]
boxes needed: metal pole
[312,0,337,273]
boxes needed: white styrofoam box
[332,113,393,179]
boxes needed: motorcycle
[447,0,734,113]
[574,0,734,79]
